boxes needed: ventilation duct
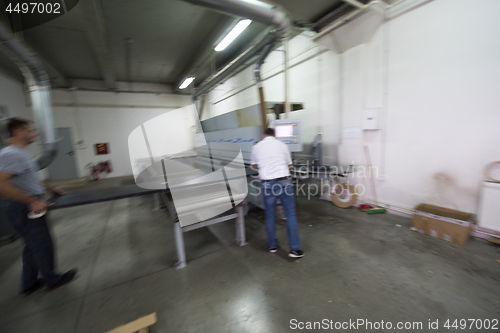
[194,32,276,98]
[181,0,290,41]
[180,0,292,100]
[0,21,58,169]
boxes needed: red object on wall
[92,165,100,181]
[95,143,109,155]
[105,160,113,173]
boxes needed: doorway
[47,127,79,181]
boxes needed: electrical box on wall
[95,143,109,155]
[363,108,380,130]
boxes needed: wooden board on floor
[105,313,157,333]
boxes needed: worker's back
[251,136,292,180]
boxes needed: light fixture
[179,77,195,89]
[215,19,252,52]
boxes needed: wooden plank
[105,313,157,333]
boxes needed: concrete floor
[0,177,499,333]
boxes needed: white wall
[51,90,192,178]
[201,0,500,215]
[385,0,500,213]
[337,0,500,214]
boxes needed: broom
[364,146,386,214]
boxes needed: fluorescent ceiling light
[215,20,252,52]
[179,77,195,89]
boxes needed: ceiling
[0,0,394,93]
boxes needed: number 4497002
[5,2,61,14]
[444,319,498,330]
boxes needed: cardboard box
[412,204,473,246]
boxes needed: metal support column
[153,193,161,211]
[235,204,247,246]
[173,203,247,269]
[174,222,187,269]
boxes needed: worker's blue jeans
[261,178,301,250]
[6,200,61,290]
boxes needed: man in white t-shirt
[251,128,303,258]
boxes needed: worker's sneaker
[21,279,44,296]
[48,269,77,291]
[269,247,278,253]
[288,250,304,258]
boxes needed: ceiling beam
[78,0,117,90]
[173,16,236,93]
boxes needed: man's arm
[0,172,37,205]
[250,145,258,170]
[43,181,66,196]
[0,172,52,213]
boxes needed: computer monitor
[271,119,302,152]
[275,125,294,138]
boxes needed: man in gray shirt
[0,118,76,295]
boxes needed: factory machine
[198,103,356,210]
[197,104,306,210]
[126,103,355,268]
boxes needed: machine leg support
[174,222,187,269]
[235,205,247,246]
[153,193,161,211]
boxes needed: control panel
[271,119,302,152]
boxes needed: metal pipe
[254,41,275,127]
[284,38,290,118]
[253,42,274,89]
[313,2,353,32]
[180,0,291,40]
[0,21,58,169]
[54,87,190,96]
[341,0,366,9]
[194,32,275,98]
[180,0,292,98]
[213,41,321,102]
[198,94,207,120]
[212,46,330,105]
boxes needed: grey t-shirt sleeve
[0,151,22,175]
[0,147,45,196]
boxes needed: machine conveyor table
[48,185,165,210]
[47,184,246,269]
